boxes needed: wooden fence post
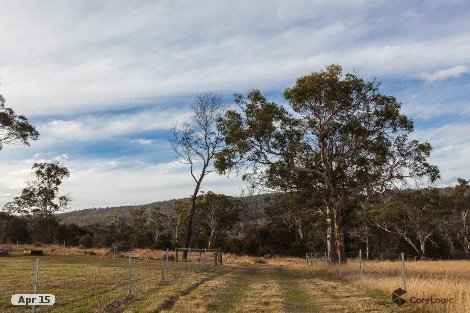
[401,252,407,290]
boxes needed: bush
[29,215,59,244]
[154,233,173,250]
[254,257,267,264]
[79,234,93,248]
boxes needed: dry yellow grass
[3,245,467,312]
[322,259,470,313]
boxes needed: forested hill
[58,194,271,226]
[57,200,175,226]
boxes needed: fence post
[128,252,132,296]
[359,249,363,282]
[188,247,191,272]
[401,252,407,290]
[175,248,179,262]
[164,248,169,282]
[32,258,39,313]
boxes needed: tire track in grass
[165,271,234,312]
[119,269,226,313]
[155,273,221,312]
[279,267,413,313]
[275,267,320,313]
[233,265,284,313]
[167,265,258,313]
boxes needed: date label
[11,294,55,306]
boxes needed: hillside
[58,199,187,226]
[58,194,273,227]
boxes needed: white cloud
[0,1,469,116]
[0,156,245,210]
[132,139,154,145]
[37,107,190,143]
[413,123,470,148]
[412,122,470,186]
[420,65,469,82]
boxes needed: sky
[0,0,469,210]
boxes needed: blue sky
[0,0,469,210]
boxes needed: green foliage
[154,232,173,250]
[196,191,240,248]
[443,178,470,257]
[0,214,30,243]
[129,207,147,248]
[56,223,88,246]
[216,65,439,261]
[217,65,439,189]
[369,188,444,257]
[254,257,267,264]
[28,214,60,244]
[79,233,94,248]
[0,94,39,151]
[4,161,70,216]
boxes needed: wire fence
[305,250,470,312]
[0,246,224,312]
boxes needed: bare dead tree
[170,93,225,259]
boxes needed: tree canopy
[0,94,39,151]
[215,65,439,262]
[4,161,71,216]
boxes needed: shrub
[79,234,93,248]
[254,257,267,264]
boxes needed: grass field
[0,245,468,312]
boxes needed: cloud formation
[37,107,189,143]
[421,65,469,82]
[1,1,469,116]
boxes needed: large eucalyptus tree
[215,65,439,263]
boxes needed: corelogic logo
[392,288,407,305]
[391,288,453,306]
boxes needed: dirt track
[163,264,414,313]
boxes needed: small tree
[445,178,470,257]
[148,206,165,242]
[4,162,71,216]
[275,192,320,241]
[196,192,239,249]
[0,94,39,151]
[371,188,444,258]
[170,93,225,257]
[129,207,147,248]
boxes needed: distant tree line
[1,180,469,259]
